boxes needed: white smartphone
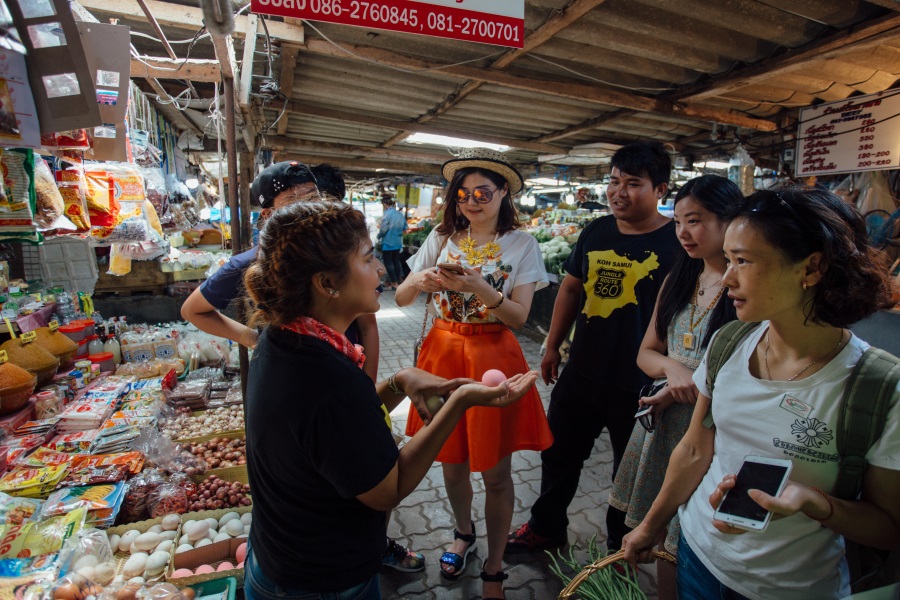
[713,455,793,531]
[634,405,653,418]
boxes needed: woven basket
[557,549,676,600]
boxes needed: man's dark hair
[610,141,672,189]
[311,164,346,200]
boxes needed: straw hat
[442,148,524,196]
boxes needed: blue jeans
[677,533,750,600]
[244,542,381,600]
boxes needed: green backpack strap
[701,321,761,429]
[833,347,900,500]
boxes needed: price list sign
[251,0,524,48]
[796,90,900,176]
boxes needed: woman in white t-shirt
[621,187,900,600]
[395,148,552,600]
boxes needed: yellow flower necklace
[457,227,501,267]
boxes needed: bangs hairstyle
[655,175,744,347]
[737,186,892,327]
[244,201,368,327]
[435,167,521,237]
[610,141,672,192]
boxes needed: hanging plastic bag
[32,157,65,228]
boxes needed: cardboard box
[166,506,252,587]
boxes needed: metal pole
[223,77,249,402]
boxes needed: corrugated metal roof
[84,0,900,182]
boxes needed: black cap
[251,161,317,209]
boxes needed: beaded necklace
[682,274,726,350]
[457,227,500,267]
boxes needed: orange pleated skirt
[405,319,553,472]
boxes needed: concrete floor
[374,291,660,599]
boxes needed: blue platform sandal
[439,525,477,580]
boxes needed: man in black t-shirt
[508,142,681,554]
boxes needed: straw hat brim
[442,157,524,196]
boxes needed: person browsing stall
[622,187,900,600]
[377,196,408,290]
[241,200,539,600]
[394,148,553,600]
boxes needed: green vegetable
[546,536,649,600]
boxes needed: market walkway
[374,291,661,600]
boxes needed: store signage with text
[796,90,900,176]
[250,0,524,48]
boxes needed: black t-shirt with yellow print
[563,215,679,391]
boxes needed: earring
[329,289,339,297]
[802,281,808,290]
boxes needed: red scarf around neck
[281,316,366,369]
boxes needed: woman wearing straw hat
[395,148,553,599]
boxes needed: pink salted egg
[481,369,507,387]
[235,543,248,564]
[172,569,194,578]
[217,562,234,572]
[194,565,215,575]
[237,561,244,569]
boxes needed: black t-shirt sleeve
[564,217,603,279]
[305,384,398,499]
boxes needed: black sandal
[479,569,508,600]
[439,525,477,580]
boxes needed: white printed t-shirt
[408,229,548,324]
[679,322,900,600]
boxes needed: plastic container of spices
[87,352,115,374]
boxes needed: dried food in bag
[32,157,64,228]
[119,469,163,523]
[56,182,91,231]
[147,480,188,517]
[0,492,42,525]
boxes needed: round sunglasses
[456,186,498,204]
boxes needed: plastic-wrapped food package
[32,157,65,228]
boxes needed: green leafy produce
[547,537,649,600]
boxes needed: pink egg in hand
[172,569,194,578]
[217,562,234,572]
[481,369,507,387]
[194,565,215,575]
[236,542,248,564]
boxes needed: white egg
[107,534,121,552]
[155,540,174,554]
[73,555,99,572]
[158,530,177,542]
[134,532,162,552]
[93,562,116,585]
[123,552,148,578]
[128,576,145,585]
[213,532,231,543]
[179,534,191,546]
[205,518,219,530]
[143,550,169,577]
[186,521,210,541]
[130,542,139,555]
[161,514,181,531]
[119,530,140,553]
[147,525,163,534]
[176,544,194,554]
[205,529,217,541]
[76,566,96,580]
[195,538,212,548]
[240,513,252,526]
[218,512,240,528]
[224,520,244,537]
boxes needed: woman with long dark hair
[395,148,553,600]
[623,187,900,600]
[609,174,742,598]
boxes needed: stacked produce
[186,475,250,512]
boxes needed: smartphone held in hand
[437,262,466,274]
[713,455,793,531]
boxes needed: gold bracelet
[388,370,406,396]
[483,290,504,310]
[808,486,834,523]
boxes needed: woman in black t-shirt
[242,200,538,599]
